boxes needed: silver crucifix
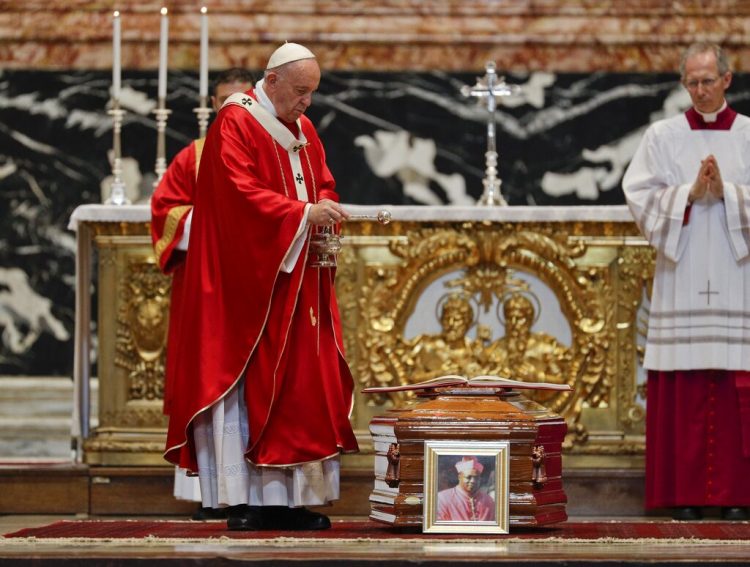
[461,61,521,206]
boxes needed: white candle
[158,7,169,101]
[199,7,208,99]
[112,11,121,100]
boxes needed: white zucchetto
[266,42,316,70]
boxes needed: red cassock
[163,90,359,472]
[646,370,750,508]
[150,139,202,416]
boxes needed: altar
[69,204,652,472]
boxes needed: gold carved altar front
[75,207,653,469]
[81,222,169,465]
[340,216,653,470]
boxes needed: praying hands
[689,155,724,202]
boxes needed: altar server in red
[623,42,750,521]
[151,68,254,519]
[163,42,359,531]
[151,67,255,417]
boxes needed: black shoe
[264,506,331,530]
[672,507,702,521]
[721,507,749,521]
[226,505,264,531]
[192,506,229,521]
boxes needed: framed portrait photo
[423,439,509,534]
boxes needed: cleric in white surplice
[623,42,750,522]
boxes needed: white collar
[695,100,727,123]
[255,78,277,117]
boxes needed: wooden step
[0,464,646,517]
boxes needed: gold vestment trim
[154,205,192,266]
[193,137,205,181]
[153,138,204,266]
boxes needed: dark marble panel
[2,68,750,375]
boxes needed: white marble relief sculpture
[500,72,555,109]
[117,85,158,117]
[541,87,692,199]
[355,130,474,205]
[0,267,69,356]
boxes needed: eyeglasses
[684,77,720,90]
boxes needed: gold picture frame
[423,440,509,534]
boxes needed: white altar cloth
[68,204,634,231]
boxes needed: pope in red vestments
[162,44,358,530]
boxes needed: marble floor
[2,514,750,566]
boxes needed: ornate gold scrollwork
[356,223,614,448]
[336,244,360,371]
[615,245,655,430]
[115,259,170,404]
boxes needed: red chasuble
[645,105,750,509]
[163,90,358,471]
[151,139,202,415]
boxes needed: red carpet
[5,519,750,541]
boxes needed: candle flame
[113,10,120,17]
[201,6,208,14]
[161,7,168,15]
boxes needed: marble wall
[4,1,750,72]
[3,0,750,375]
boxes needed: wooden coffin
[369,387,567,528]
